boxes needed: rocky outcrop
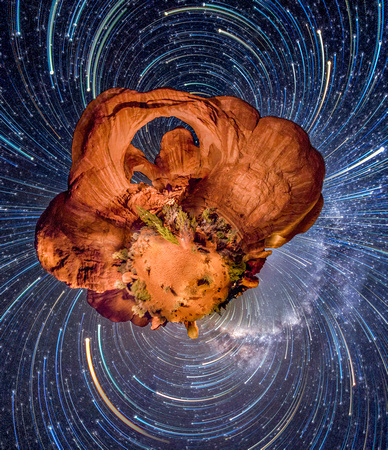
[35,88,325,337]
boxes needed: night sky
[0,0,387,449]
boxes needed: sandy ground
[131,232,230,322]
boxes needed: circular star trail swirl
[0,0,387,448]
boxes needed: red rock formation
[35,88,325,338]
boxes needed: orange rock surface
[35,88,325,338]
[131,231,230,323]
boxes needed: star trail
[0,0,387,448]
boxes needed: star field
[0,0,387,448]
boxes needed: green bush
[112,248,129,260]
[136,206,179,245]
[131,279,151,302]
[228,260,246,282]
